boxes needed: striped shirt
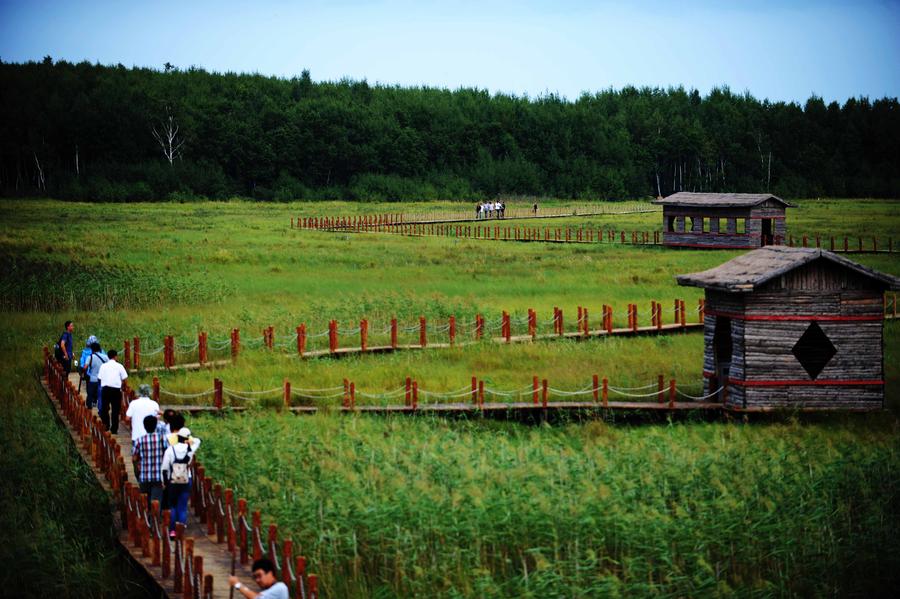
[135,432,168,483]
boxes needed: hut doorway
[761,218,773,246]
[712,316,733,400]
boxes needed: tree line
[1,57,898,202]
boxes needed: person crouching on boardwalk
[161,426,201,537]
[97,349,128,433]
[133,415,168,509]
[229,557,290,599]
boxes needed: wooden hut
[653,192,791,249]
[677,246,899,411]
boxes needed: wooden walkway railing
[42,348,320,599]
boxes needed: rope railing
[144,371,724,413]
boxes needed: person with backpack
[55,321,74,373]
[133,415,168,509]
[83,341,108,409]
[161,426,200,536]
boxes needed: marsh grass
[2,197,899,597]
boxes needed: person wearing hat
[161,426,200,536]
[125,383,161,455]
[82,341,108,410]
[78,335,99,373]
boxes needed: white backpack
[170,450,192,484]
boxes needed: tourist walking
[133,415,168,509]
[98,349,128,433]
[162,427,201,536]
[228,558,290,599]
[125,383,161,452]
[83,341,108,409]
[55,320,74,373]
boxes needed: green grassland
[1,197,899,597]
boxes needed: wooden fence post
[541,379,548,408]
[360,319,368,352]
[532,376,539,405]
[350,382,355,409]
[391,318,398,349]
[631,305,638,332]
[602,378,608,407]
[123,339,131,370]
[198,332,207,365]
[502,311,510,343]
[449,315,456,346]
[214,378,222,410]
[231,329,240,362]
[419,316,427,348]
[297,325,306,357]
[411,381,418,410]
[329,320,338,354]
[152,377,159,402]
[471,377,478,405]
[475,314,484,340]
[283,379,291,408]
[668,379,676,409]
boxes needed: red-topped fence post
[449,316,456,346]
[328,320,338,354]
[475,314,484,340]
[360,319,368,352]
[198,332,207,365]
[231,329,240,362]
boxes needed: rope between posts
[158,387,215,399]
[222,386,283,396]
[483,385,536,397]
[547,386,595,397]
[307,330,330,338]
[175,341,200,350]
[607,387,667,398]
[291,391,346,399]
[141,345,166,356]
[290,385,345,393]
[675,386,724,401]
[208,341,232,350]
[608,382,658,391]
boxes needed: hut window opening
[791,322,837,380]
[667,216,676,232]
[736,218,746,234]
[703,218,711,232]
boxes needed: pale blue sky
[1,0,898,103]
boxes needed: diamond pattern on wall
[791,321,837,380]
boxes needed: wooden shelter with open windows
[677,246,900,411]
[654,192,792,249]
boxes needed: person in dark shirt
[57,321,74,373]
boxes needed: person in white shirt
[125,383,161,450]
[97,349,128,433]
[161,427,201,536]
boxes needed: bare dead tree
[33,151,46,191]
[152,108,185,166]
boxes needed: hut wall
[661,206,759,249]
[706,260,885,409]
[701,291,747,408]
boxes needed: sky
[1,0,898,104]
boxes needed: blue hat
[87,335,99,345]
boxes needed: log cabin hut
[654,192,792,249]
[677,246,900,411]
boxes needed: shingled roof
[676,246,900,292]
[653,192,792,208]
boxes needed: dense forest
[1,58,898,201]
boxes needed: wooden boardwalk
[44,372,259,598]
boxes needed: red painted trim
[663,242,759,249]
[705,309,883,322]
[730,379,884,387]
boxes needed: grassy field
[1,197,899,597]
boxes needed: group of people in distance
[475,200,506,219]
